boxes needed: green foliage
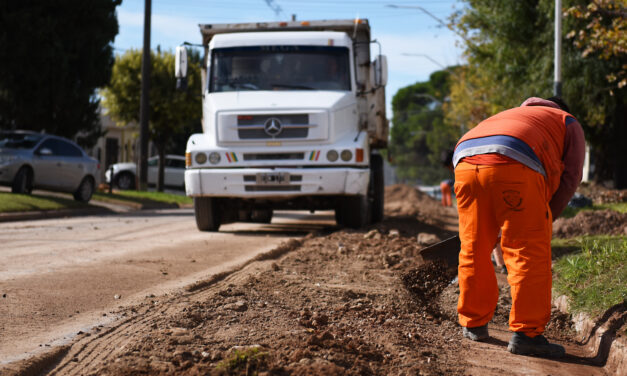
[101,48,202,190]
[0,1,121,148]
[389,70,459,185]
[449,0,627,187]
[215,347,268,375]
[553,236,627,316]
[0,192,87,213]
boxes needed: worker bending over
[452,97,585,357]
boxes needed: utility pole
[138,0,152,190]
[554,0,562,97]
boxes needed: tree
[0,0,121,148]
[389,70,459,185]
[448,0,627,187]
[101,48,202,191]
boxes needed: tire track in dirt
[40,239,307,375]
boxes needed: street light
[386,4,471,45]
[402,53,445,69]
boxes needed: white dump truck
[175,19,388,231]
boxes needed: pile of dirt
[576,182,627,204]
[401,260,455,316]
[384,184,458,230]
[16,184,614,375]
[553,209,627,238]
[50,221,465,376]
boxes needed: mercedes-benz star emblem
[263,117,283,137]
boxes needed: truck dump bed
[198,19,370,46]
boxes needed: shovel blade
[420,235,461,269]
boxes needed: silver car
[0,130,99,202]
[105,155,186,190]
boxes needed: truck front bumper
[185,167,369,198]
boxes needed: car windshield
[0,132,44,149]
[210,46,351,92]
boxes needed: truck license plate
[256,172,290,185]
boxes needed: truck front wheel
[336,194,369,229]
[369,154,384,223]
[194,197,221,231]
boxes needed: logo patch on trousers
[503,190,523,211]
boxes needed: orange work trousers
[454,162,553,337]
[440,181,452,206]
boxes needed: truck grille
[243,153,304,161]
[243,175,303,182]
[245,185,301,192]
[237,114,310,139]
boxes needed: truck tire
[338,194,369,229]
[194,197,221,231]
[251,209,273,223]
[369,154,384,223]
[12,166,33,194]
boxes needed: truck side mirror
[175,45,188,90]
[370,55,388,88]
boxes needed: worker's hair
[546,96,571,113]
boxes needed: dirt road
[0,209,335,364]
[1,184,623,375]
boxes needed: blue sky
[114,0,466,115]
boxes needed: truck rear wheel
[336,194,369,229]
[194,197,221,231]
[369,154,384,223]
[251,209,273,223]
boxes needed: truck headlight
[341,149,353,161]
[326,150,338,162]
[208,152,221,164]
[195,152,207,164]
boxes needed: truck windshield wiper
[271,83,315,90]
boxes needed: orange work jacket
[453,106,577,199]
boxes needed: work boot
[462,324,489,341]
[508,332,565,358]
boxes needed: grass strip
[93,190,192,207]
[553,235,627,317]
[0,192,86,213]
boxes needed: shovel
[419,235,461,270]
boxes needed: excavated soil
[5,184,623,375]
[553,209,627,237]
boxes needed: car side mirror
[175,45,188,91]
[37,148,53,156]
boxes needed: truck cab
[178,19,388,231]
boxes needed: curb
[0,207,113,223]
[554,295,627,375]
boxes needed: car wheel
[116,171,136,190]
[11,166,33,194]
[74,177,95,202]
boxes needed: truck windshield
[210,46,351,92]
